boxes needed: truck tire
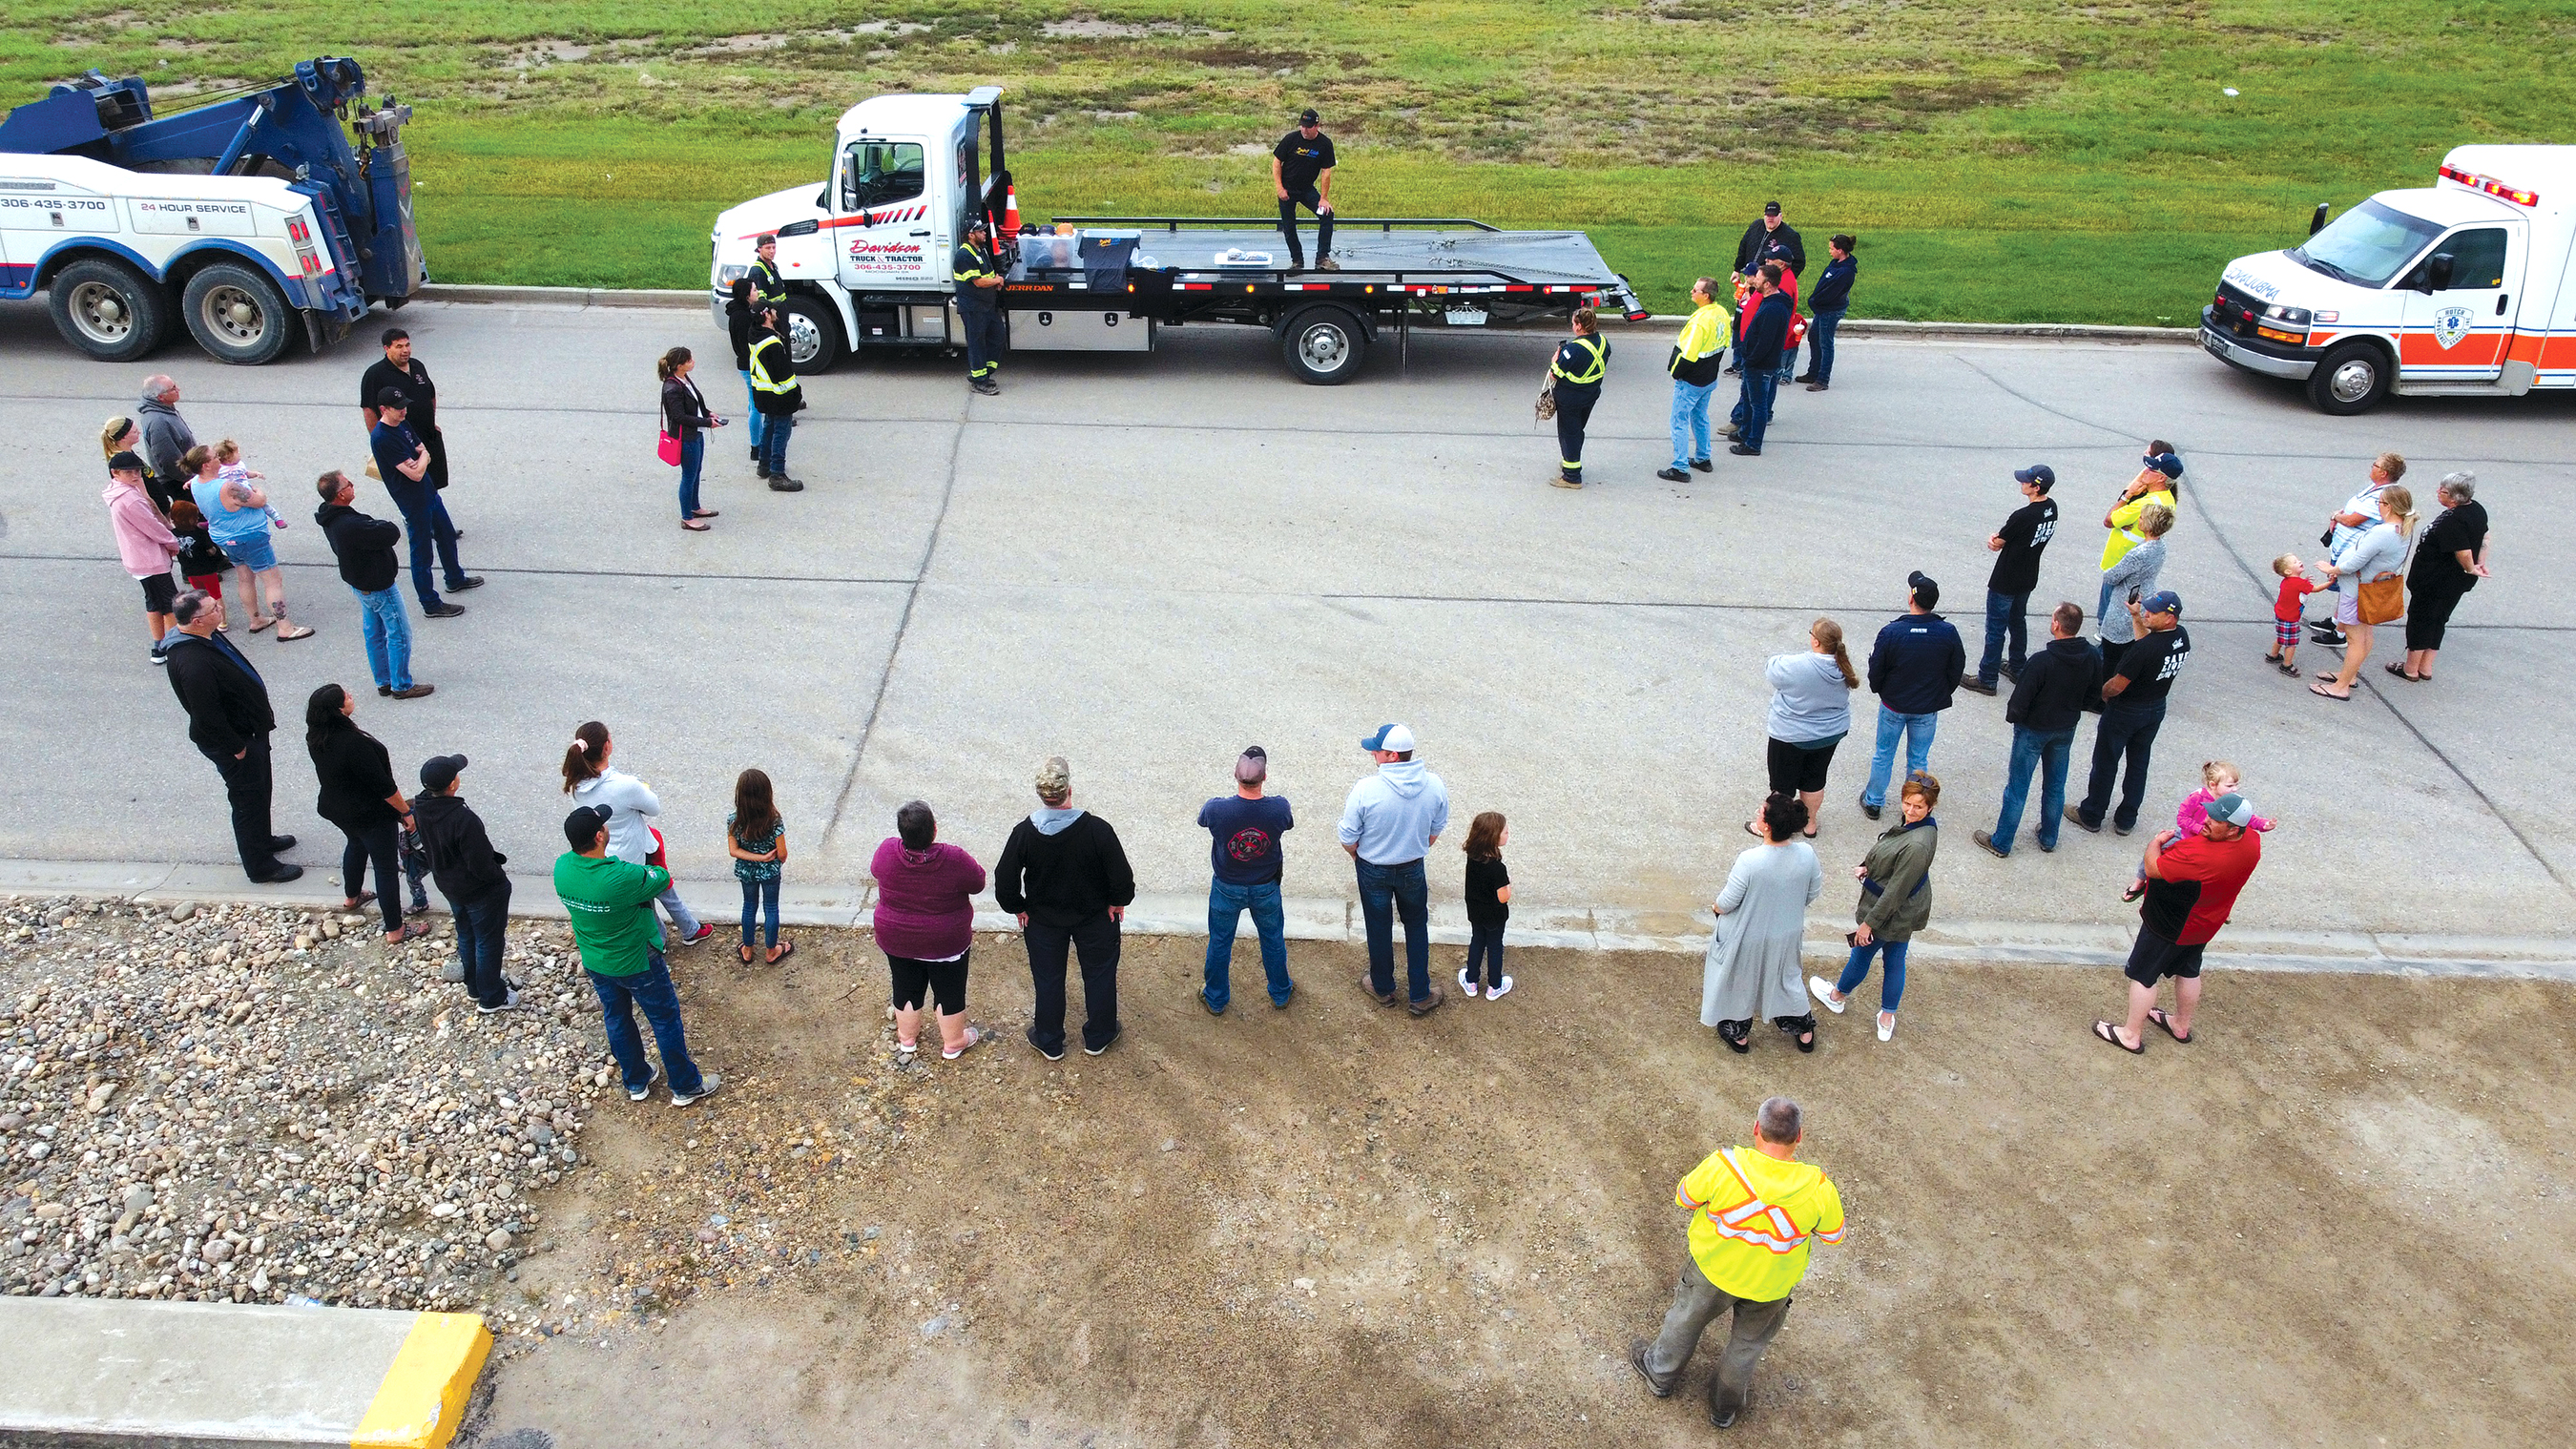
[46,257,170,362]
[2305,340,2391,416]
[1280,305,1368,384]
[779,296,844,375]
[180,262,295,365]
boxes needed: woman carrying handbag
[2311,486,2416,701]
[658,346,726,531]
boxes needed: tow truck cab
[2201,144,2576,414]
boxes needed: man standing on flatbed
[1273,108,1338,272]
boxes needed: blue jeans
[1835,938,1909,1013]
[1730,369,1779,451]
[739,876,779,948]
[737,371,767,449]
[2079,697,2166,832]
[384,477,464,610]
[1355,857,1432,1004]
[1861,706,1939,808]
[1670,379,1717,467]
[1805,308,1844,383]
[352,585,412,691]
[450,881,510,1007]
[656,883,700,937]
[588,953,704,1097]
[1204,878,1291,1010]
[1990,724,2075,855]
[1980,589,2030,684]
[676,430,705,520]
[758,409,795,474]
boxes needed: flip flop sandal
[765,940,796,965]
[274,623,314,641]
[681,520,712,532]
[2308,682,2352,701]
[342,891,377,910]
[943,1025,984,1061]
[2147,1007,2193,1044]
[2092,1020,2144,1054]
[895,1039,919,1061]
[2120,882,2146,902]
[2382,663,2425,682]
[249,616,277,633]
[737,944,754,964]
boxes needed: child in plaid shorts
[2267,552,2319,677]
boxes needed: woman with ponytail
[563,721,714,944]
[1758,618,1858,839]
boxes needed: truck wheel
[46,258,170,362]
[180,262,295,365]
[2306,340,2391,416]
[779,296,844,374]
[1280,305,1368,384]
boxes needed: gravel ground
[0,894,612,1337]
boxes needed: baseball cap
[2207,792,2255,828]
[563,804,612,848]
[2141,590,2182,617]
[1298,108,1319,126]
[1235,746,1268,784]
[2012,464,2056,487]
[419,754,468,791]
[107,449,147,473]
[966,216,989,233]
[1034,755,1071,797]
[1361,723,1417,754]
[2143,450,2184,479]
[1763,200,1782,216]
[376,386,408,409]
[1907,569,1940,610]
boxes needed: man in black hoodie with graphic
[414,754,515,1012]
[316,470,432,700]
[1974,602,2102,859]
[995,756,1136,1062]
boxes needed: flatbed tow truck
[711,87,1648,383]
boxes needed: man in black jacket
[316,470,432,701]
[415,754,515,1011]
[1733,201,1805,279]
[1727,264,1793,457]
[158,590,300,882]
[1859,570,1966,818]
[995,756,1136,1061]
[1975,602,2102,858]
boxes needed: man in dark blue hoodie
[1859,571,1966,819]
[1728,263,1793,457]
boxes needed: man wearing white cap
[1339,724,1450,1015]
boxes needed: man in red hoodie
[870,800,990,1062]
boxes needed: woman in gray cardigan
[1811,770,1939,1042]
[1701,794,1825,1053]
[2312,486,2417,701]
[2095,504,2172,682]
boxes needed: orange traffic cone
[1002,184,1021,236]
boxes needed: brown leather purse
[2357,571,2404,625]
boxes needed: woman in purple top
[871,799,989,1062]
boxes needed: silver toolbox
[905,302,955,342]
[1009,307,1154,353]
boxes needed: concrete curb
[408,283,2199,344]
[0,1298,489,1448]
[8,859,2572,983]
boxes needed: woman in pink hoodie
[871,799,989,1062]
[103,450,182,659]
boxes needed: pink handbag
[656,431,682,466]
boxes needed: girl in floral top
[726,768,792,965]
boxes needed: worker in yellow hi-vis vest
[1628,1095,1844,1429]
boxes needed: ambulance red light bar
[2438,164,2539,206]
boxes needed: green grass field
[7,2,2570,320]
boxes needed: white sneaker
[1808,976,1846,1013]
[1486,975,1513,1001]
[670,1071,722,1108]
[1457,968,1479,998]
[625,1063,661,1103]
[1877,1013,1896,1042]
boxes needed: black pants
[960,300,1006,381]
[1026,912,1120,1054]
[423,424,450,490]
[2077,696,2166,832]
[1465,919,1506,987]
[338,819,403,932]
[2404,584,2470,652]
[1278,186,1332,262]
[1554,385,1598,481]
[201,735,280,879]
[451,881,512,1007]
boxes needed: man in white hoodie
[1339,723,1451,1015]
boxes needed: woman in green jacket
[1811,770,1939,1042]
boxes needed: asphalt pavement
[2,298,2568,944]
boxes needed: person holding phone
[2092,504,2172,685]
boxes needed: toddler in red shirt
[2267,552,2319,676]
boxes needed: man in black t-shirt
[1271,109,1338,270]
[2068,590,2190,836]
[1965,465,2062,693]
[360,327,452,496]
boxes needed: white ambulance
[2200,144,2576,414]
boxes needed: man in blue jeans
[1727,263,1792,457]
[1962,465,2061,695]
[1860,571,1965,818]
[554,805,719,1107]
[2070,591,2192,837]
[413,754,513,1007]
[314,470,434,700]
[1198,745,1296,1013]
[1974,603,2100,858]
[367,394,481,618]
[1339,723,1450,1016]
[1656,278,1726,483]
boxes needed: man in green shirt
[554,806,720,1107]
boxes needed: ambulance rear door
[2397,221,2524,383]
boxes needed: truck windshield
[2291,199,2442,288]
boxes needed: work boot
[971,378,1000,396]
[1317,256,1340,271]
[755,461,772,479]
[767,476,804,492]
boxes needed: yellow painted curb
[351,1312,492,1449]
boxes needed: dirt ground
[464,929,2576,1449]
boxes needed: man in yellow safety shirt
[954,217,1008,395]
[1629,1095,1843,1429]
[749,234,788,314]
[1657,277,1728,484]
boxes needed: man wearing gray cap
[2094,790,2261,1054]
[1340,724,1450,1015]
[1198,746,1297,1014]
[996,756,1137,1059]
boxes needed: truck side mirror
[2421,253,2454,293]
[2308,203,2329,237]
